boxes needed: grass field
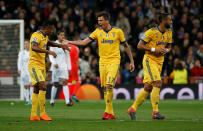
[0,99,203,131]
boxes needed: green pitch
[0,100,202,131]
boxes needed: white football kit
[49,40,72,82]
[17,50,30,86]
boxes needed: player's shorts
[143,56,163,83]
[28,66,46,86]
[21,70,31,86]
[99,63,120,87]
[52,69,69,83]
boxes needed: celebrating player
[49,30,73,106]
[127,13,173,120]
[28,21,70,121]
[17,40,33,105]
[63,11,135,120]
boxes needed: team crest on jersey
[33,37,37,41]
[100,32,103,36]
[112,32,116,38]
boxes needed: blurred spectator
[170,62,188,84]
[116,12,131,39]
[191,59,203,77]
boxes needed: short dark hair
[57,30,65,35]
[97,11,110,21]
[41,21,54,29]
[159,13,170,23]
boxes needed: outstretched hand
[61,43,71,52]
[129,62,135,72]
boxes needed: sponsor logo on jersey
[101,39,114,44]
[156,41,166,45]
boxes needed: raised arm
[123,42,135,72]
[64,37,92,46]
[48,40,70,51]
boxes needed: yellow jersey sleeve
[30,33,42,45]
[118,29,126,44]
[167,31,173,46]
[88,28,98,40]
[141,29,153,44]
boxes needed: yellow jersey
[28,30,49,68]
[89,27,126,64]
[141,26,173,63]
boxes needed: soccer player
[28,21,70,121]
[49,30,73,106]
[17,40,33,105]
[68,43,80,102]
[64,11,135,120]
[127,13,173,120]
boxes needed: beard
[165,24,171,29]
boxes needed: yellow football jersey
[89,27,126,64]
[28,30,49,68]
[141,26,173,63]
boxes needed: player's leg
[127,83,152,120]
[151,80,165,119]
[28,66,40,121]
[38,69,52,121]
[24,85,30,105]
[29,85,33,103]
[71,81,80,102]
[99,64,109,119]
[50,82,59,106]
[105,64,120,120]
[61,79,73,106]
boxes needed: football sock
[38,90,46,116]
[50,86,57,103]
[29,87,33,101]
[104,89,107,113]
[63,85,70,104]
[151,87,160,112]
[132,89,149,110]
[106,87,114,115]
[31,93,39,117]
[24,88,29,102]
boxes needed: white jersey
[17,49,30,85]
[49,40,72,71]
[18,50,30,73]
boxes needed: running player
[17,40,33,105]
[127,13,173,120]
[28,21,70,121]
[49,30,73,106]
[63,11,135,120]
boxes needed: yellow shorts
[28,66,46,86]
[143,56,163,83]
[99,64,120,87]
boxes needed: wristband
[151,47,155,52]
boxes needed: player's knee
[38,82,47,91]
[152,80,162,88]
[106,85,113,91]
[144,83,153,92]
[53,82,59,87]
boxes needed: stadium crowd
[0,0,202,84]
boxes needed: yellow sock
[106,87,114,115]
[104,89,108,113]
[151,87,160,111]
[132,89,149,110]
[38,90,46,116]
[31,93,39,117]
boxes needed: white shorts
[52,69,69,83]
[21,71,31,86]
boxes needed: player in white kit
[49,30,73,106]
[18,40,33,105]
